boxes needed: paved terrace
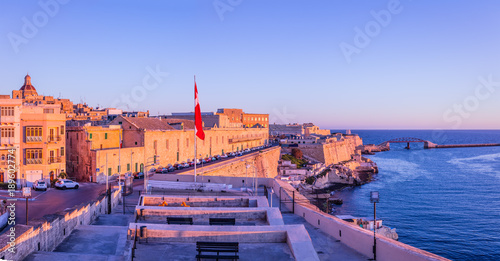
[24,185,370,261]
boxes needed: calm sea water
[330,130,500,261]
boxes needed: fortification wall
[0,190,121,261]
[177,146,281,179]
[283,136,362,166]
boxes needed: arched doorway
[49,171,55,182]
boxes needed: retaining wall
[0,189,121,261]
[272,180,450,261]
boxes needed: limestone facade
[1,96,67,185]
[68,116,270,182]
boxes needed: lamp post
[245,164,250,192]
[370,191,380,260]
[131,152,134,175]
[199,154,204,189]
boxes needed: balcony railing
[47,136,62,142]
[26,158,43,164]
[26,136,43,143]
[48,157,62,164]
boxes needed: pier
[378,137,500,150]
[425,143,500,149]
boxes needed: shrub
[305,176,316,185]
[291,148,303,159]
[58,172,67,179]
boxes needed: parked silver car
[32,180,47,191]
[55,179,80,190]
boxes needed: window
[135,163,138,172]
[1,128,14,138]
[43,108,54,114]
[60,125,64,135]
[27,149,42,159]
[118,165,121,172]
[105,133,108,139]
[0,107,14,116]
[108,168,112,176]
[26,127,42,137]
[89,133,93,139]
[61,147,64,156]
[176,152,179,161]
[25,149,43,164]
[127,164,130,171]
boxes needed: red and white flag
[194,81,205,140]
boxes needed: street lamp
[370,191,380,261]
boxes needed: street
[1,182,106,231]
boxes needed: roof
[120,117,175,131]
[20,74,37,91]
[162,118,195,130]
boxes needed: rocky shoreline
[297,156,378,211]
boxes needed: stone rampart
[272,180,450,261]
[0,189,121,261]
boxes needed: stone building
[270,123,330,137]
[216,108,269,128]
[67,116,270,182]
[0,97,22,183]
[269,123,305,136]
[20,103,67,185]
[12,74,75,116]
[0,94,66,185]
[161,112,233,128]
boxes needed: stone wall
[176,146,281,179]
[272,180,450,261]
[0,189,121,261]
[283,136,362,166]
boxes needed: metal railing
[47,136,62,142]
[48,157,62,164]
[26,158,43,164]
[26,136,43,142]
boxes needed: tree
[291,148,303,159]
[58,172,67,179]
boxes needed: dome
[20,74,37,91]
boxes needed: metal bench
[167,217,193,225]
[209,218,236,226]
[196,241,239,261]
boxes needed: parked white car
[32,180,48,191]
[55,179,80,190]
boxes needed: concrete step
[24,251,126,261]
[52,225,131,257]
[93,213,135,226]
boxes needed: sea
[330,130,500,261]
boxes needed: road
[1,182,106,230]
[154,144,279,177]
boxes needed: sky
[1,0,500,129]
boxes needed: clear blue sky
[1,0,500,129]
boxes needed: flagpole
[194,75,197,184]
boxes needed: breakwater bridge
[378,137,500,149]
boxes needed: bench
[209,218,236,226]
[196,241,239,261]
[167,217,193,225]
